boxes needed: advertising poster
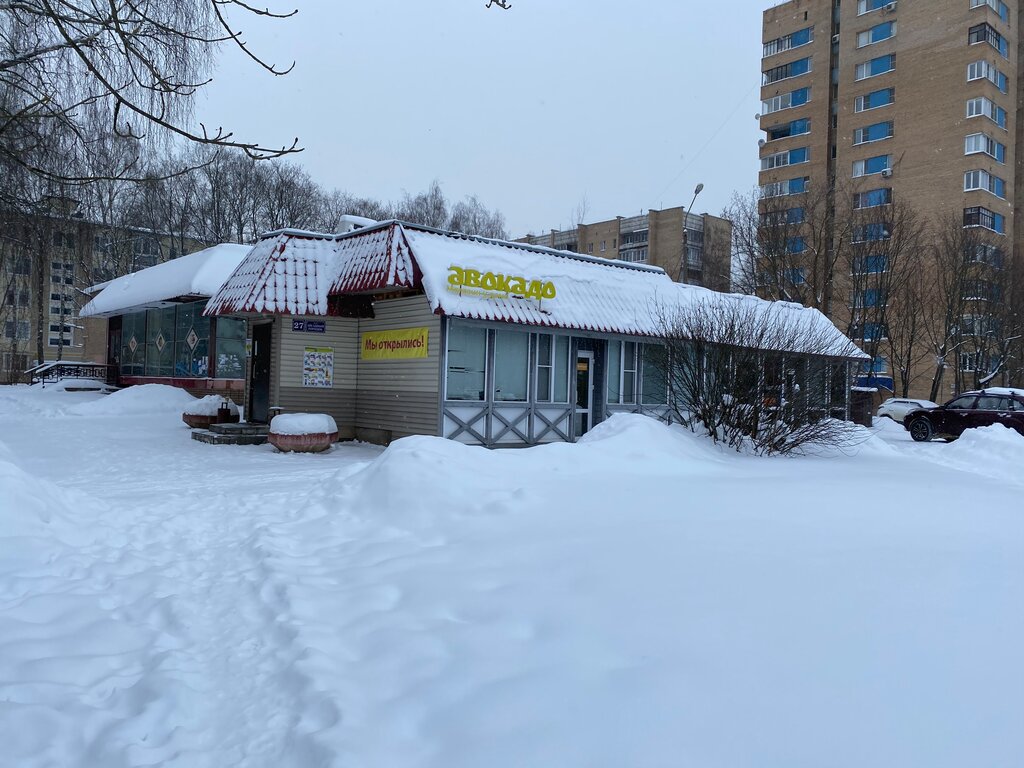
[302,346,334,388]
[360,327,429,360]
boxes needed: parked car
[903,388,1024,442]
[877,397,939,422]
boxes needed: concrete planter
[268,430,338,453]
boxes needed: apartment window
[857,21,896,47]
[854,88,895,112]
[3,321,30,340]
[853,188,892,208]
[763,26,814,58]
[767,118,811,141]
[855,289,885,308]
[966,97,1007,128]
[853,322,887,341]
[853,120,894,145]
[787,237,806,254]
[762,87,810,115]
[760,146,809,170]
[971,243,1004,268]
[962,279,999,301]
[855,54,895,81]
[784,267,806,285]
[587,243,594,253]
[967,60,1008,93]
[600,240,606,252]
[853,254,889,273]
[965,132,1007,162]
[763,57,811,85]
[858,0,891,14]
[5,289,29,307]
[968,23,1008,57]
[963,205,1005,233]
[620,247,648,263]
[853,222,890,242]
[964,169,1006,198]
[760,207,805,226]
[970,0,1010,23]
[761,177,810,198]
[852,154,891,176]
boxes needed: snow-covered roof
[80,243,253,318]
[206,222,867,360]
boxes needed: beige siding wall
[354,294,441,442]
[273,316,359,438]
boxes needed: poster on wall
[302,346,334,388]
[360,327,429,360]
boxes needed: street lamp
[679,183,704,282]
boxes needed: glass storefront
[117,300,245,379]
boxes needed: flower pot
[268,430,338,453]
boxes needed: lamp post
[679,183,704,283]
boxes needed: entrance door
[106,316,122,385]
[249,323,273,423]
[574,350,595,438]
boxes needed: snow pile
[31,378,110,392]
[940,423,1024,485]
[80,243,252,317]
[1,392,1022,766]
[69,383,196,416]
[183,395,240,417]
[270,412,338,435]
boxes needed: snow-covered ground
[1,384,1021,768]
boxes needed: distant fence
[27,362,117,386]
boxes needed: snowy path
[1,389,381,767]
[2,386,1022,768]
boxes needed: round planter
[268,430,338,453]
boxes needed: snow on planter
[268,413,338,453]
[182,396,240,429]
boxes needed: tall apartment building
[759,0,1019,398]
[521,206,733,292]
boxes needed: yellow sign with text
[360,327,429,360]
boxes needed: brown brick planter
[268,430,338,453]
[183,412,240,430]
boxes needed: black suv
[904,389,1024,442]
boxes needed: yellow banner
[360,327,429,360]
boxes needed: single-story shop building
[201,220,866,446]
[81,243,252,397]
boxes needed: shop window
[640,345,668,405]
[536,333,569,403]
[174,301,210,377]
[120,311,147,375]
[493,329,529,401]
[606,340,637,404]
[446,322,487,401]
[215,316,247,379]
[145,306,175,376]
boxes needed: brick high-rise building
[759,0,1020,399]
[520,206,733,293]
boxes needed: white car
[876,397,939,422]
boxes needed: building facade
[759,0,1020,399]
[205,221,860,446]
[1,199,202,382]
[520,207,733,292]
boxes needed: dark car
[903,388,1024,442]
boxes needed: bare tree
[729,180,850,315]
[448,195,507,239]
[654,297,862,455]
[839,196,926,396]
[0,0,301,194]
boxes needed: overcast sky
[201,0,766,236]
